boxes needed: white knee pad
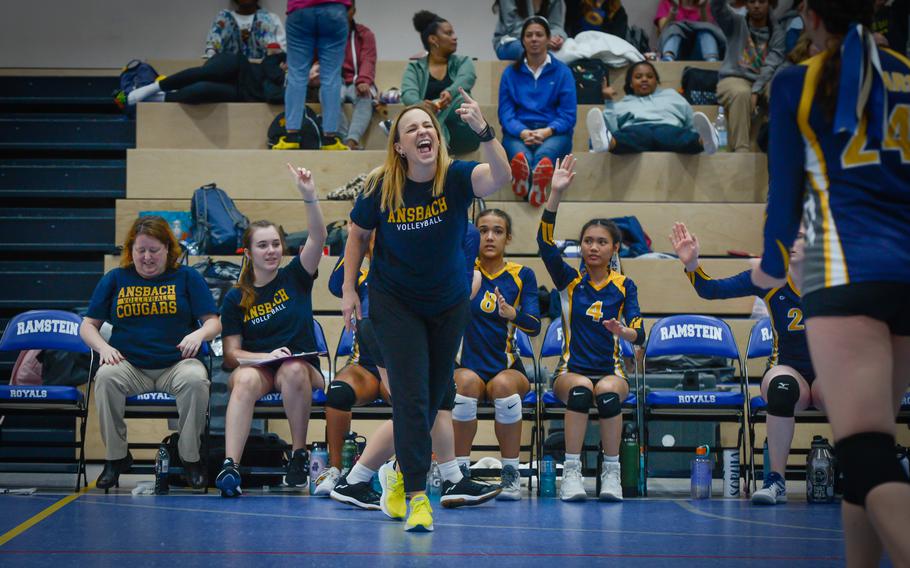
[494,393,523,425]
[452,394,478,422]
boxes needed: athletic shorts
[355,318,385,367]
[803,282,910,336]
[338,361,381,381]
[770,361,816,384]
[457,358,528,383]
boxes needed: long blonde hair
[363,105,452,212]
[235,220,286,313]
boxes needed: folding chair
[0,310,93,492]
[642,315,748,496]
[537,317,638,493]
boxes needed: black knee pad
[566,386,593,413]
[439,381,456,411]
[766,374,800,417]
[596,392,622,418]
[836,432,909,506]
[325,380,356,411]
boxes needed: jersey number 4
[842,105,910,169]
[585,301,603,322]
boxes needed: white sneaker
[312,466,340,496]
[751,472,787,505]
[598,461,623,501]
[497,464,522,501]
[586,107,613,153]
[693,111,718,155]
[559,460,587,501]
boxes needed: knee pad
[566,386,593,413]
[596,392,622,419]
[766,374,800,417]
[452,394,478,421]
[494,393,523,425]
[836,432,909,506]
[439,381,456,411]
[325,381,356,411]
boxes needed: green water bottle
[341,433,357,475]
[620,423,640,497]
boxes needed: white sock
[565,453,581,464]
[346,462,375,485]
[438,459,463,484]
[456,456,471,468]
[502,457,519,470]
[603,454,619,464]
[146,91,166,102]
[127,81,162,105]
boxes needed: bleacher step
[0,260,104,309]
[0,159,126,199]
[0,113,135,151]
[0,208,116,252]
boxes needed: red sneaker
[510,153,530,198]
[529,157,554,208]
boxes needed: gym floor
[0,470,845,567]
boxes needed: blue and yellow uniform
[461,261,541,381]
[328,253,380,378]
[687,267,814,381]
[760,45,910,299]
[538,210,645,378]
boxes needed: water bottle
[620,423,640,497]
[690,445,712,499]
[762,438,770,482]
[341,433,358,475]
[427,454,443,502]
[715,107,728,151]
[540,455,557,497]
[806,435,835,503]
[722,449,740,498]
[154,444,170,495]
[309,442,328,494]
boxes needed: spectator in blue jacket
[498,16,576,208]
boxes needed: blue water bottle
[426,454,443,503]
[690,445,712,499]
[540,455,557,497]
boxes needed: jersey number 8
[480,291,498,313]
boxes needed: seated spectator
[499,16,576,208]
[205,0,286,59]
[873,0,909,52]
[80,216,221,490]
[116,51,287,107]
[586,61,718,154]
[565,0,628,39]
[711,0,785,152]
[401,11,479,156]
[339,0,377,150]
[493,0,568,61]
[655,0,725,61]
[777,0,804,56]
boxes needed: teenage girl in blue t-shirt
[214,164,327,498]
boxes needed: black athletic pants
[159,53,245,104]
[369,289,471,492]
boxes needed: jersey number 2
[787,308,805,332]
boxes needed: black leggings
[159,53,245,104]
[369,289,471,492]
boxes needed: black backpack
[191,258,242,308]
[267,108,322,149]
[190,183,250,255]
[206,433,289,487]
[570,58,609,105]
[681,66,719,105]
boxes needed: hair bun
[412,10,441,33]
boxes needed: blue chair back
[746,317,773,359]
[514,328,534,358]
[645,315,740,360]
[313,319,328,354]
[619,337,635,358]
[336,326,355,358]
[540,318,564,358]
[0,310,89,353]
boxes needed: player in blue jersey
[215,165,327,497]
[537,155,645,502]
[752,2,910,563]
[670,221,822,505]
[453,208,541,500]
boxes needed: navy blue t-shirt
[220,256,318,354]
[87,265,218,369]
[350,159,479,316]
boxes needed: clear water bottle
[715,107,728,151]
[691,445,712,499]
[154,444,170,495]
[806,435,835,503]
[309,443,328,494]
[540,455,557,497]
[427,454,443,503]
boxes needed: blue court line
[674,500,844,534]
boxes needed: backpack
[116,60,160,116]
[190,184,250,255]
[570,58,609,105]
[611,216,652,258]
[625,25,651,55]
[267,109,322,149]
[40,350,96,386]
[191,258,242,308]
[10,350,43,386]
[681,66,719,105]
[206,433,288,487]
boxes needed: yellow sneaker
[321,137,350,151]
[379,461,406,520]
[404,494,433,532]
[271,136,300,150]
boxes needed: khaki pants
[717,76,761,153]
[94,358,209,462]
